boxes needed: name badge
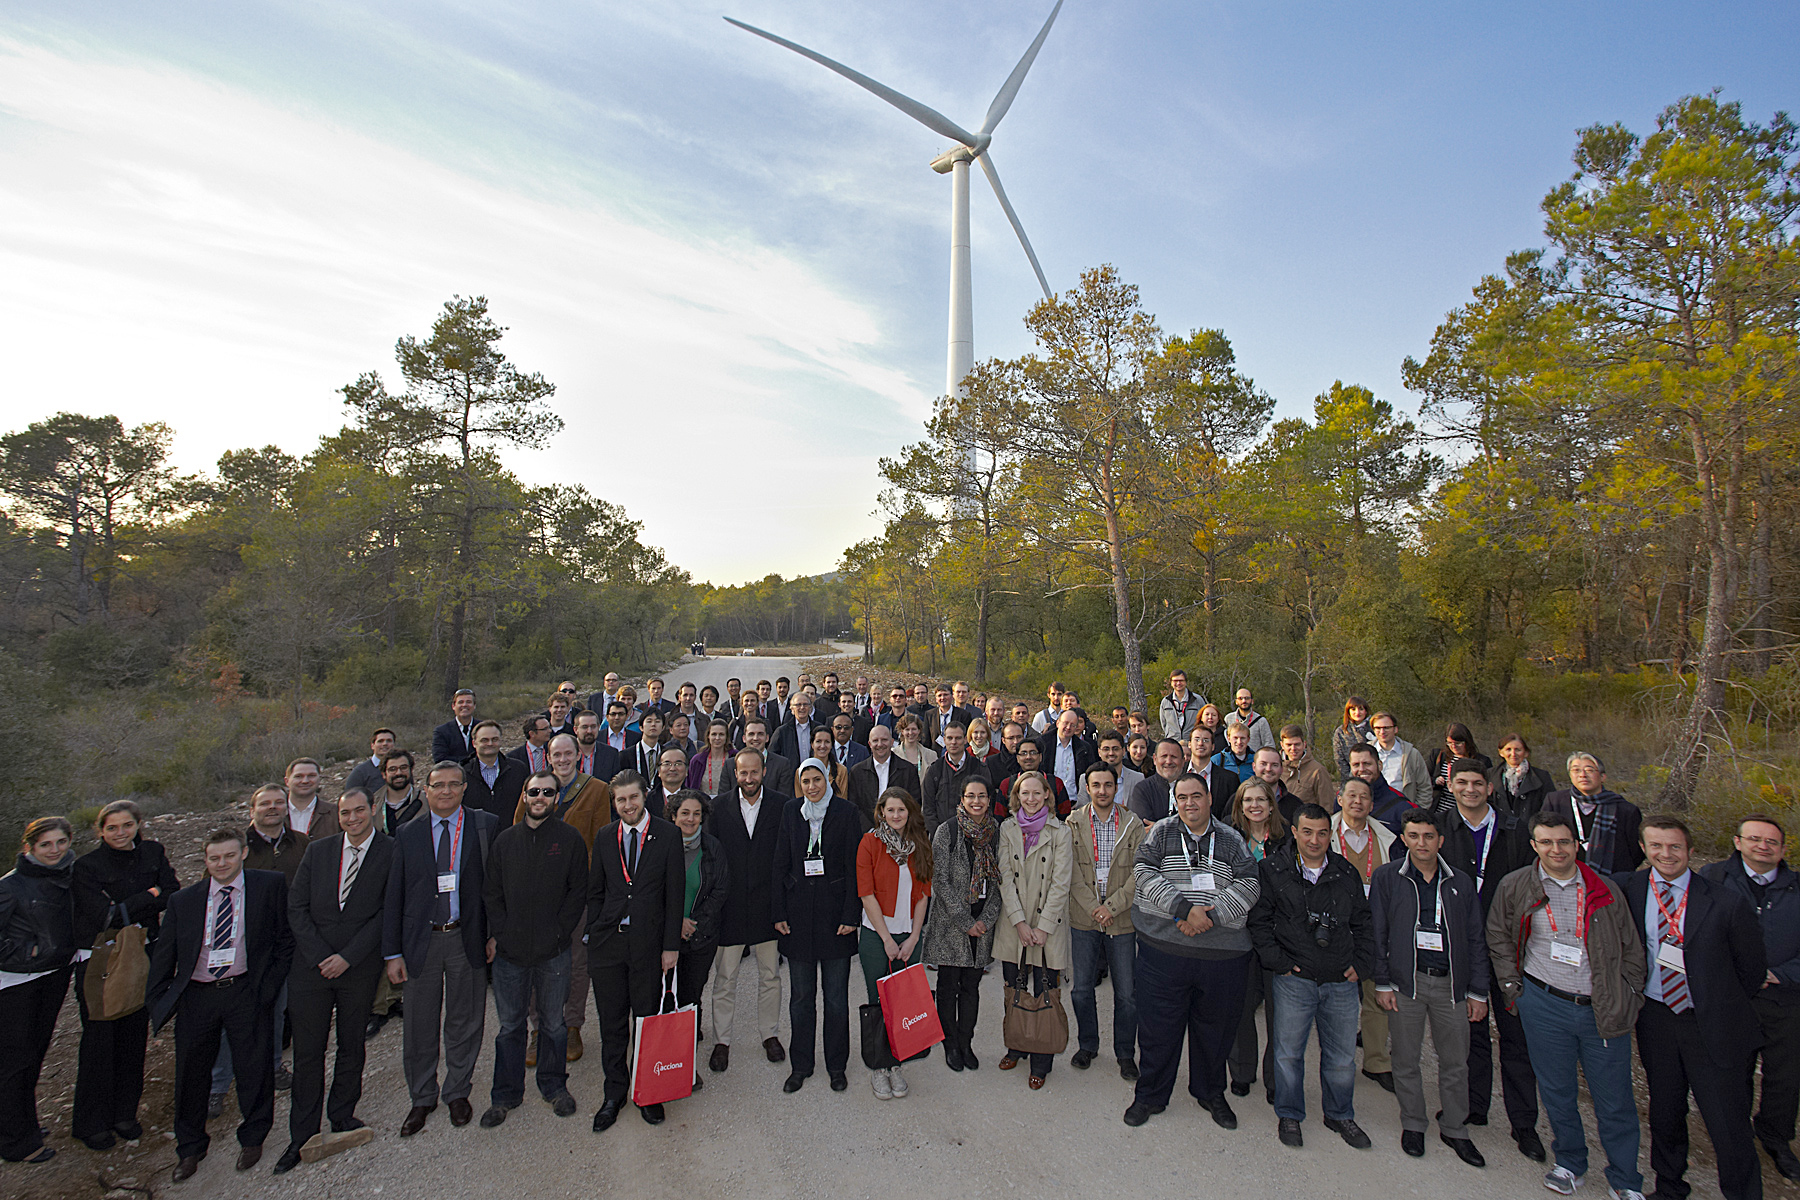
[1414,929,1444,951]
[1363,882,1372,899]
[1656,941,1686,973]
[206,947,234,970]
[1549,940,1583,966]
[437,872,457,894]
[1190,871,1216,893]
[804,859,825,877]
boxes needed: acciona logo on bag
[652,1059,686,1075]
[901,1013,927,1030]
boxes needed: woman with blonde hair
[991,772,1073,1090]
[893,713,938,775]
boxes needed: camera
[1308,909,1337,949]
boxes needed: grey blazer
[920,821,1002,969]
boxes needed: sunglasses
[524,787,558,798]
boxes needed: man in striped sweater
[1123,773,1261,1131]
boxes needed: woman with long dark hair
[921,776,1003,1072]
[1427,723,1491,813]
[856,788,934,1100]
[670,790,727,1090]
[1331,696,1372,780]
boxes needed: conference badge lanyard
[1570,801,1593,855]
[1183,827,1217,895]
[1091,807,1118,891]
[1542,875,1587,966]
[1338,824,1376,896]
[1653,880,1689,974]
[437,809,464,896]
[805,828,825,877]
[1414,873,1444,952]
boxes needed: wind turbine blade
[977,152,1052,299]
[978,0,1063,137]
[724,17,979,147]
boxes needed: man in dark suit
[382,761,499,1137]
[640,678,678,719]
[345,729,397,798]
[277,789,392,1174]
[743,717,796,797]
[586,672,621,718]
[846,725,922,828]
[572,709,622,784]
[923,685,972,747]
[770,692,821,767]
[921,724,993,832]
[707,749,789,1073]
[464,720,528,826]
[626,710,666,778]
[507,714,554,776]
[827,713,871,770]
[1037,709,1098,806]
[1621,815,1766,1200]
[586,770,685,1130]
[430,689,480,765]
[147,827,295,1181]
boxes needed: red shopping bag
[878,962,944,1061]
[630,971,696,1107]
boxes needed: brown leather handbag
[1001,957,1069,1056]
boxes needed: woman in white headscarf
[771,757,861,1094]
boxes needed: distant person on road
[857,788,934,1101]
[0,816,77,1166]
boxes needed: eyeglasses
[524,787,558,797]
[1371,724,1396,732]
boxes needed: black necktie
[627,827,640,874]
[433,819,453,923]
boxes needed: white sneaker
[872,1069,892,1100]
[1607,1191,1645,1200]
[889,1065,908,1098]
[1543,1166,1584,1195]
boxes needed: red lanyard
[1542,875,1587,940]
[437,809,464,868]
[1652,879,1688,944]
[617,821,641,883]
[1090,806,1117,868]
[1338,824,1376,881]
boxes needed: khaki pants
[711,941,781,1045]
[1390,971,1470,1136]
[1359,978,1391,1073]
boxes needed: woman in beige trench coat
[991,771,1073,1088]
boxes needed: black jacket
[147,869,294,1032]
[586,816,685,957]
[769,717,822,768]
[1619,868,1766,1066]
[1542,788,1645,874]
[771,796,861,962]
[486,817,589,966]
[1701,851,1800,1006]
[382,806,498,973]
[762,750,797,798]
[463,755,529,826]
[681,831,729,957]
[0,854,75,974]
[72,839,179,946]
[288,831,393,976]
[1487,763,1554,824]
[1435,805,1534,917]
[710,789,786,947]
[431,719,477,766]
[1367,776,1415,837]
[1127,767,1235,824]
[1034,731,1097,798]
[1370,856,1489,1001]
[921,754,993,833]
[846,755,923,829]
[1249,849,1375,983]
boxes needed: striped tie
[340,844,363,909]
[210,885,235,978]
[1657,881,1691,1013]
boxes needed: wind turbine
[726,3,1061,400]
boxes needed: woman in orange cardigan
[857,787,934,1100]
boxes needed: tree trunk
[1749,460,1774,674]
[444,596,467,701]
[975,579,990,682]
[1104,499,1146,713]
[1202,549,1218,654]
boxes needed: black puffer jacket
[72,838,180,945]
[682,831,730,956]
[1248,849,1374,983]
[0,853,77,974]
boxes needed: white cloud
[0,34,916,578]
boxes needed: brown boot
[566,1027,584,1063]
[525,1034,538,1068]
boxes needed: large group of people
[0,667,1793,1200]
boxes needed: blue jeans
[787,956,852,1079]
[1070,928,1137,1061]
[1517,978,1643,1192]
[491,950,571,1106]
[213,979,285,1094]
[1271,973,1360,1122]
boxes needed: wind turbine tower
[726,3,1061,401]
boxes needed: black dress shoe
[763,1037,786,1063]
[273,1146,303,1174]
[364,1014,387,1038]
[640,1103,665,1125]
[551,1092,577,1118]
[1465,1111,1488,1126]
[399,1105,435,1137]
[1361,1069,1395,1093]
[330,1117,365,1134]
[782,1073,805,1093]
[79,1130,116,1151]
[963,1048,980,1071]
[1512,1126,1547,1162]
[447,1098,473,1126]
[1118,1058,1138,1081]
[1278,1118,1304,1148]
[1071,1049,1095,1069]
[944,1042,965,1071]
[1230,1080,1252,1097]
[829,1073,848,1091]
[1402,1130,1424,1157]
[592,1101,620,1132]
[113,1120,143,1141]
[1442,1134,1486,1167]
[1323,1117,1371,1149]
[1122,1101,1163,1127]
[1765,1139,1800,1181]
[235,1144,263,1171]
[479,1106,508,1128]
[1205,1096,1237,1129]
[173,1154,203,1181]
[709,1043,730,1073]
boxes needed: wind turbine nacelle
[930,145,979,173]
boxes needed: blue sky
[0,1,1788,582]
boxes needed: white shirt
[871,755,891,792]
[1302,861,1325,884]
[288,798,318,835]
[339,828,376,908]
[1747,861,1779,886]
[740,792,764,839]
[1054,740,1077,796]
[1376,740,1407,788]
